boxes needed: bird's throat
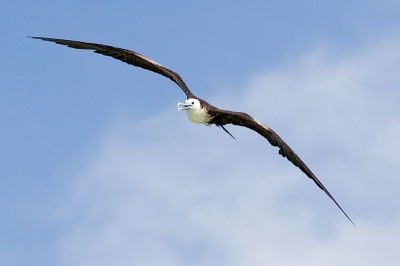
[186,107,210,124]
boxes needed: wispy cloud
[56,37,400,265]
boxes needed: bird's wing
[210,108,355,226]
[29,36,195,98]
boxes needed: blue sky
[2,1,400,265]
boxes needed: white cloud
[56,37,400,265]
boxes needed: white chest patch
[186,107,210,124]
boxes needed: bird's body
[30,36,355,226]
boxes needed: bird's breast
[186,108,210,124]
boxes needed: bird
[30,36,355,226]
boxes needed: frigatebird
[30,36,355,226]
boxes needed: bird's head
[177,98,201,111]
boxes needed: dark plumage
[30,36,355,226]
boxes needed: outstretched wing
[29,36,195,98]
[209,108,355,226]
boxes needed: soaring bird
[30,36,355,226]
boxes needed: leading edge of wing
[29,36,195,98]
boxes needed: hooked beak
[177,102,192,111]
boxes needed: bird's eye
[192,102,194,104]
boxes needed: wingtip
[347,216,357,228]
[28,36,46,41]
[28,36,53,42]
[329,193,356,227]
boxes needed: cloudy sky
[2,1,400,265]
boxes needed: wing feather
[210,108,355,226]
[29,36,195,98]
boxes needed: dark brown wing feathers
[29,37,195,98]
[208,108,355,226]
